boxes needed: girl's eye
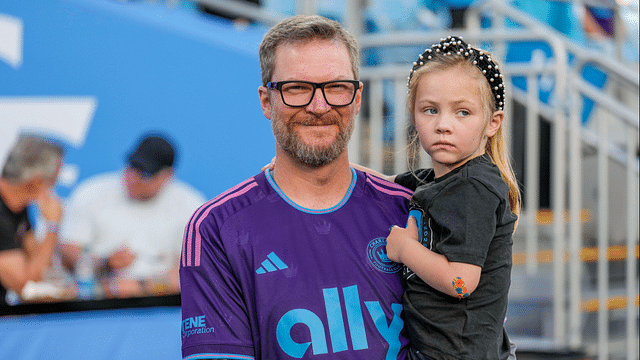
[457,110,470,116]
[424,108,437,115]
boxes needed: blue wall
[1,0,274,200]
[0,307,182,360]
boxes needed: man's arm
[0,190,62,295]
[0,231,56,294]
[58,242,81,272]
[0,231,59,295]
[181,212,256,359]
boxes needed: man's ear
[259,86,272,120]
[156,168,174,187]
[353,81,363,115]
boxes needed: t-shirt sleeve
[180,212,255,359]
[394,168,431,191]
[0,230,17,251]
[59,188,94,247]
[0,211,30,252]
[430,177,500,266]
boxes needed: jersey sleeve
[180,209,255,359]
[170,188,207,260]
[430,177,500,267]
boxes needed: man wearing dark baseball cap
[59,132,206,299]
[124,134,178,201]
[127,135,175,178]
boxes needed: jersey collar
[264,167,356,214]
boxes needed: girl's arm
[350,163,396,183]
[386,217,481,298]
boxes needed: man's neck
[271,152,353,210]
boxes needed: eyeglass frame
[265,80,361,107]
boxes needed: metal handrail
[355,2,638,358]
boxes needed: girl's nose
[435,114,453,134]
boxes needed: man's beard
[271,111,354,168]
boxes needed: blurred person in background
[0,135,64,307]
[58,132,206,299]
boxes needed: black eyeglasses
[266,80,360,107]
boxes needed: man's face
[124,167,171,201]
[259,39,362,167]
[27,156,63,202]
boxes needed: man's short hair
[258,15,360,86]
[2,135,64,183]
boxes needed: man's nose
[305,88,331,113]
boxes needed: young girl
[364,36,521,360]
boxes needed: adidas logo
[256,252,288,274]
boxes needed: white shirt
[60,172,206,279]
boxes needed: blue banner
[1,0,273,200]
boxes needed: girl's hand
[386,216,419,263]
[261,157,276,172]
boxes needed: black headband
[408,36,505,111]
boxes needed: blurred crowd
[161,0,638,64]
[0,132,205,306]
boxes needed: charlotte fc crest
[366,237,402,273]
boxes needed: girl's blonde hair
[406,40,521,223]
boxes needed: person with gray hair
[0,135,64,307]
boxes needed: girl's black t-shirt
[395,154,517,360]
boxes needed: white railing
[353,1,639,359]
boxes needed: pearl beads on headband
[408,36,506,111]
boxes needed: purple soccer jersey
[180,169,412,360]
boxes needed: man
[180,15,413,359]
[0,135,64,307]
[59,133,206,298]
